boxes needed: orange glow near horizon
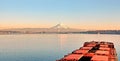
[0,23,120,30]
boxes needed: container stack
[57,41,118,61]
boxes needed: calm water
[0,34,119,61]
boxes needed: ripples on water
[0,34,119,61]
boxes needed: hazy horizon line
[0,27,120,30]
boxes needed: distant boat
[57,41,118,61]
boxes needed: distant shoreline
[0,29,120,35]
[0,32,120,35]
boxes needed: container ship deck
[57,41,118,61]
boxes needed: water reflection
[58,34,68,49]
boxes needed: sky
[0,0,120,30]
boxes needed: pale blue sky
[0,0,120,29]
